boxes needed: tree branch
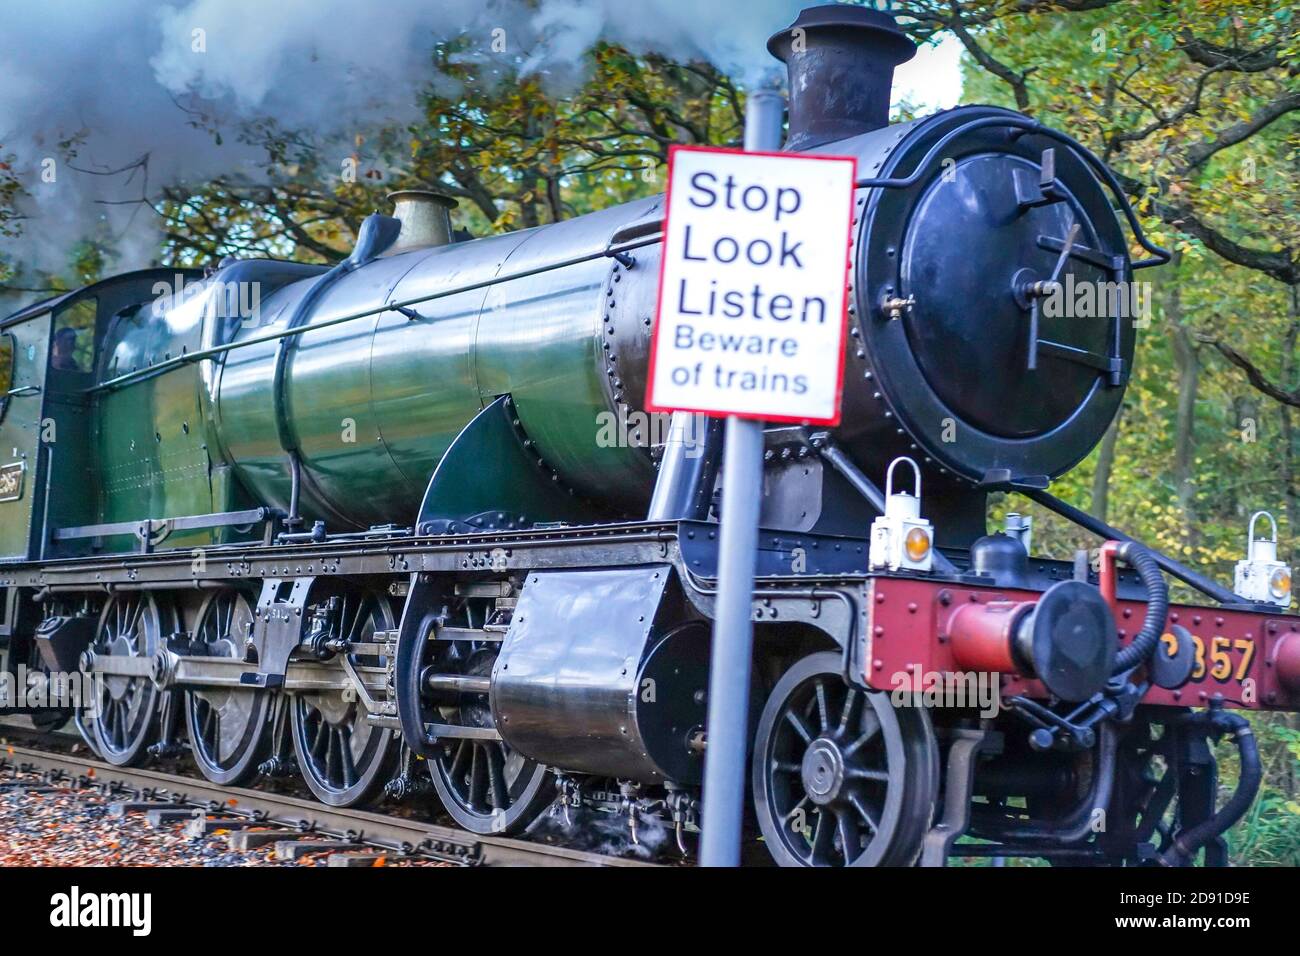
[1113,171,1300,284]
[1198,330,1300,409]
[945,14,1035,110]
[1182,91,1300,170]
[1177,32,1295,75]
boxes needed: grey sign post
[698,85,785,867]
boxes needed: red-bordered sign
[646,144,858,426]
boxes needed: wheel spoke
[343,595,366,642]
[202,704,217,747]
[113,700,128,749]
[310,715,329,762]
[847,793,880,835]
[123,698,135,747]
[814,680,830,732]
[783,709,814,744]
[842,716,882,757]
[486,745,509,810]
[324,726,339,783]
[807,810,834,864]
[126,598,143,646]
[105,700,118,746]
[782,795,810,823]
[837,689,859,736]
[846,765,891,783]
[448,740,470,781]
[468,744,488,809]
[338,728,358,788]
[835,809,863,863]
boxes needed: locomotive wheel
[185,590,274,786]
[83,592,175,767]
[752,652,939,867]
[73,708,101,758]
[421,640,553,835]
[290,590,399,807]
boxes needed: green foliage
[1218,714,1300,865]
[146,40,743,268]
[958,0,1300,585]
[0,145,22,290]
[3,39,743,290]
[919,0,1299,865]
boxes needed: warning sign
[646,145,857,425]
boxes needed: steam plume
[0,0,809,288]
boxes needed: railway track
[0,743,660,868]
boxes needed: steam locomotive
[1,5,1297,866]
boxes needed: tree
[148,42,743,270]
[930,0,1300,862]
[1,39,742,296]
[915,0,1299,556]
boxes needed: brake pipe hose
[1160,708,1262,866]
[1111,541,1169,675]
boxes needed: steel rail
[0,744,658,868]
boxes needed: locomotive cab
[0,306,49,562]
[0,271,203,563]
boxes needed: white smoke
[0,0,809,285]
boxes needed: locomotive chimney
[767,4,917,151]
[386,190,457,253]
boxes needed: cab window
[51,298,97,373]
[0,332,13,421]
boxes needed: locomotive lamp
[1234,511,1292,608]
[869,457,934,572]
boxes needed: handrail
[86,233,663,395]
[855,113,1172,270]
